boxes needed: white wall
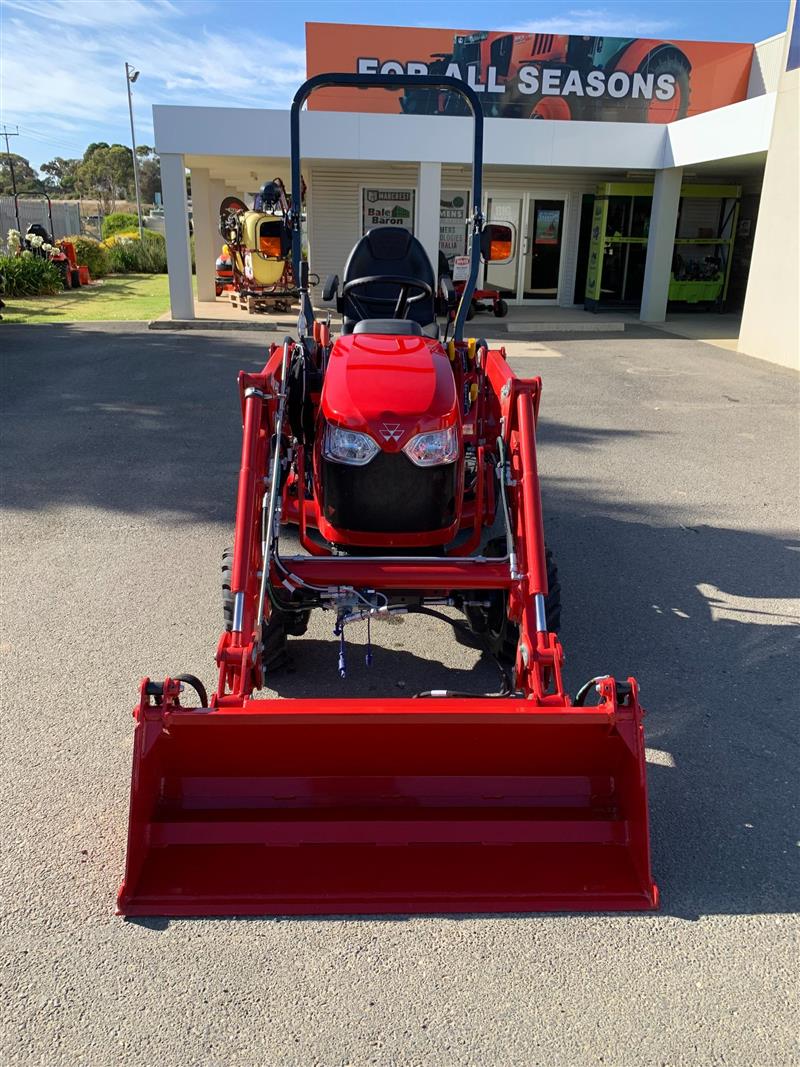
[664,93,775,167]
[739,3,800,371]
[747,33,787,96]
[307,161,419,291]
[156,106,668,171]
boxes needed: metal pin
[534,592,547,633]
[232,591,245,633]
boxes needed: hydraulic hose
[254,337,292,636]
[174,674,209,708]
[407,605,513,698]
[496,435,519,579]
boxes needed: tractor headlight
[402,425,459,467]
[323,423,380,466]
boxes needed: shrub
[104,230,167,273]
[0,253,63,296]
[101,212,140,239]
[64,234,109,278]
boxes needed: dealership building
[153,8,799,370]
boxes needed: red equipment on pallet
[118,73,658,917]
[13,194,87,289]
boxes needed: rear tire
[70,268,81,288]
[493,298,509,318]
[640,51,691,123]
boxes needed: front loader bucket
[118,699,658,916]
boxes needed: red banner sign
[306,24,754,123]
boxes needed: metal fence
[0,198,82,242]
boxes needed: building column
[161,152,194,320]
[190,167,218,304]
[640,166,683,323]
[417,162,442,276]
[209,177,226,259]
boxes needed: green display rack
[584,182,741,312]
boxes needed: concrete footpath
[2,322,798,1066]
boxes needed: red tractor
[401,31,692,124]
[118,74,657,917]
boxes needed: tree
[76,143,135,213]
[83,142,110,158]
[138,158,161,205]
[135,146,161,206]
[40,157,81,197]
[0,153,43,195]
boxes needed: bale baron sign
[306,24,754,123]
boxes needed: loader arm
[214,339,562,706]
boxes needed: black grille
[321,452,457,535]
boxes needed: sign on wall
[451,255,470,281]
[362,188,415,233]
[307,24,753,124]
[439,190,470,260]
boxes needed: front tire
[467,537,561,663]
[222,546,310,671]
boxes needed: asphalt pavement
[2,321,798,1066]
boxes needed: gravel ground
[2,322,798,1066]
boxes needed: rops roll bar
[290,73,485,342]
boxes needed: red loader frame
[118,74,658,917]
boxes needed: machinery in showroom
[584,182,741,311]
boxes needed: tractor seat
[352,318,439,339]
[340,227,437,334]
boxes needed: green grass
[1,274,174,324]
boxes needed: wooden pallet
[228,290,294,315]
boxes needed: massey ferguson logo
[380,423,403,442]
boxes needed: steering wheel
[341,275,433,320]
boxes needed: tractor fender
[611,40,692,76]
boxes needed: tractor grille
[321,452,457,535]
[532,34,555,56]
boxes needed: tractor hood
[320,333,458,450]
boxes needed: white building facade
[152,21,797,369]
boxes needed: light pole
[125,62,144,239]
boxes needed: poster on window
[439,190,470,262]
[362,188,415,233]
[535,209,561,245]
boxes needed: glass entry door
[523,199,565,300]
[484,192,567,303]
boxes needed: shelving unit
[584,182,741,311]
